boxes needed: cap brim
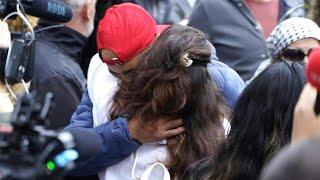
[156,25,171,34]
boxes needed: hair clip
[183,53,193,67]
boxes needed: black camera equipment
[0,0,73,23]
[0,0,73,84]
[0,92,79,180]
[4,33,34,84]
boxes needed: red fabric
[245,0,280,39]
[97,3,169,65]
[307,47,320,91]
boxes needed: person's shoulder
[87,53,116,82]
[208,60,245,109]
[209,60,245,91]
[87,53,104,79]
[210,59,227,68]
[246,59,271,85]
[209,60,244,83]
[282,0,304,6]
[87,53,118,103]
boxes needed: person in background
[30,0,97,130]
[260,138,320,180]
[183,61,306,180]
[134,0,193,25]
[267,17,320,63]
[188,0,305,81]
[34,1,99,179]
[248,17,320,84]
[260,82,320,180]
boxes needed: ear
[82,0,94,21]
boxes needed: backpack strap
[132,150,139,180]
[140,162,170,180]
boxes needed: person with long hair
[183,61,306,180]
[247,17,320,84]
[95,24,229,180]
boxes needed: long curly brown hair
[183,61,306,180]
[110,25,228,179]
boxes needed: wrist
[127,116,142,143]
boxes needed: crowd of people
[1,0,320,180]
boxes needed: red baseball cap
[97,3,170,65]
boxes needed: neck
[64,17,91,37]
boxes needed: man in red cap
[66,3,244,177]
[96,3,169,77]
[94,2,184,145]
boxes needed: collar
[35,20,88,62]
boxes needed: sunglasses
[281,48,314,62]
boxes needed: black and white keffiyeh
[267,17,320,60]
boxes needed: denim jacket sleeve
[65,89,141,176]
[207,60,245,110]
[207,41,245,110]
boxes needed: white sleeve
[87,53,118,127]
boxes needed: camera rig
[0,92,78,180]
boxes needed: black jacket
[30,21,87,130]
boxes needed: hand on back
[128,115,185,143]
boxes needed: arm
[65,89,140,175]
[66,89,184,176]
[66,89,94,128]
[68,117,184,176]
[67,118,141,176]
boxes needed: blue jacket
[66,90,141,176]
[66,59,245,176]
